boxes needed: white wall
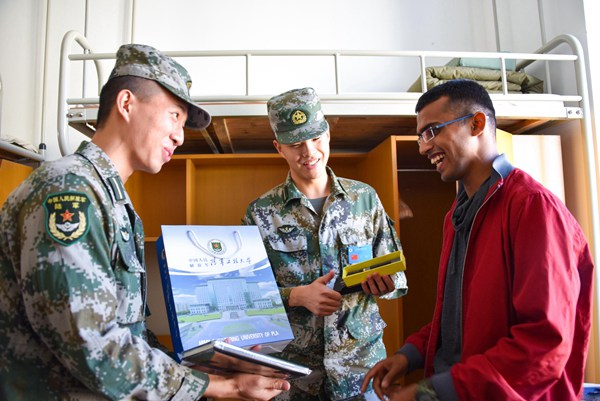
[2,0,500,160]
[0,0,45,152]
[0,0,596,160]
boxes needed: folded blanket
[407,65,543,94]
[446,56,517,71]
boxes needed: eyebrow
[416,121,438,134]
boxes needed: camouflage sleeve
[372,194,408,300]
[20,175,208,400]
[278,287,293,305]
[242,203,293,306]
[241,206,254,226]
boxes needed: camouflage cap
[109,43,211,130]
[267,87,329,144]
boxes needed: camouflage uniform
[243,168,407,400]
[0,141,208,400]
[0,43,211,400]
[243,87,408,400]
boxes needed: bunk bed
[58,31,589,156]
[57,30,600,369]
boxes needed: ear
[115,89,135,123]
[471,111,487,137]
[273,139,283,155]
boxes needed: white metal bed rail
[58,31,587,150]
[60,40,582,105]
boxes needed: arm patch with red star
[44,192,91,246]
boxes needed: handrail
[64,49,576,98]
[57,30,105,156]
[57,33,584,155]
[0,140,45,163]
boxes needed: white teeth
[430,154,445,165]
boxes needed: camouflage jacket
[243,167,407,400]
[0,141,208,400]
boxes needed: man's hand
[361,353,408,400]
[386,383,418,401]
[361,273,396,296]
[204,372,290,400]
[289,270,341,316]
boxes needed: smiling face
[274,130,331,187]
[125,84,187,175]
[416,96,478,184]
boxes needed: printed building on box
[157,225,294,361]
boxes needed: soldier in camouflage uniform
[243,87,408,400]
[0,44,289,401]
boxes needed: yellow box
[342,250,406,287]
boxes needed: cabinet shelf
[132,132,563,369]
[129,138,406,356]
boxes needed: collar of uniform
[282,166,348,205]
[76,141,128,202]
[327,166,351,197]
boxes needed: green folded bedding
[407,65,544,94]
[446,57,517,71]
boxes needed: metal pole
[492,0,501,51]
[538,0,552,93]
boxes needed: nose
[172,125,184,147]
[417,138,432,156]
[301,140,316,156]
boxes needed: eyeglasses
[417,113,475,146]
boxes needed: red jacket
[406,168,594,401]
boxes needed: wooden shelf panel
[0,160,33,205]
[126,159,187,238]
[134,147,407,357]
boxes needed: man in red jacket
[361,79,594,401]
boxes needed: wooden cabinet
[0,159,33,205]
[130,139,414,357]
[129,132,564,372]
[1,129,564,367]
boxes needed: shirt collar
[491,153,514,179]
[75,141,128,203]
[282,166,349,205]
[457,153,514,197]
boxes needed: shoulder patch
[44,192,92,246]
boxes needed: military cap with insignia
[109,43,211,130]
[267,87,329,144]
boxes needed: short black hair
[415,79,496,130]
[96,76,161,129]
